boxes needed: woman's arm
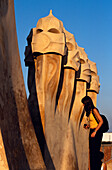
[91,108,103,137]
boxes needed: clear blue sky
[14,0,112,131]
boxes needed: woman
[81,96,103,170]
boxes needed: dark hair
[81,96,95,117]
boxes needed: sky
[14,0,112,131]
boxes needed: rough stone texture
[64,29,80,70]
[0,0,46,169]
[28,11,100,170]
[31,11,66,136]
[87,60,100,93]
[87,59,100,106]
[31,10,66,56]
[70,45,91,170]
[53,31,80,169]
[0,5,101,169]
[0,129,9,170]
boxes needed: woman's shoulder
[92,107,100,117]
[93,107,99,112]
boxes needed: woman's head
[81,96,95,116]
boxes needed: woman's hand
[84,124,90,129]
[91,131,96,137]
